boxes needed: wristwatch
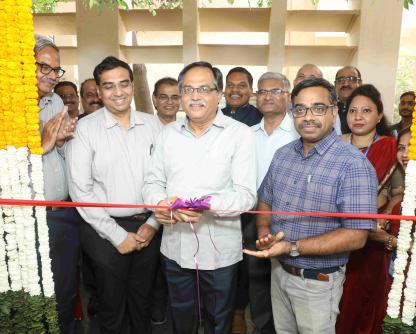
[289,241,300,257]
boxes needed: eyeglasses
[158,94,180,102]
[334,76,360,84]
[257,88,288,96]
[292,104,334,118]
[36,62,65,78]
[181,85,218,95]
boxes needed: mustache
[299,120,322,129]
[42,77,58,85]
[187,100,207,108]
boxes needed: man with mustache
[222,67,263,126]
[334,66,362,134]
[143,61,257,334]
[54,81,80,118]
[35,35,79,334]
[244,78,377,334]
[391,91,415,135]
[79,78,103,118]
[152,77,180,125]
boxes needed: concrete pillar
[268,0,287,72]
[182,0,199,65]
[354,0,403,121]
[75,2,121,82]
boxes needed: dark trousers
[151,227,168,321]
[164,256,238,334]
[244,214,276,334]
[80,217,161,334]
[47,207,81,334]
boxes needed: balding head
[293,64,323,87]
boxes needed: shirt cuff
[109,225,129,247]
[145,213,161,230]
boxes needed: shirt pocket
[304,179,336,212]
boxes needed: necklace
[349,132,378,158]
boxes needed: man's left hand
[243,231,289,258]
[136,223,157,250]
[173,209,203,224]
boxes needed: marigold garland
[0,0,57,332]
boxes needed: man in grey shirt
[143,61,257,334]
[35,35,79,334]
[66,56,160,333]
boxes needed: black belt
[46,198,71,212]
[46,206,64,212]
[279,261,340,282]
[111,212,152,222]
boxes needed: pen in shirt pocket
[307,175,312,183]
[149,144,154,155]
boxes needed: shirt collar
[294,129,337,156]
[252,113,293,133]
[103,107,143,129]
[39,92,54,108]
[175,109,228,132]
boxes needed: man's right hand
[41,108,67,154]
[116,232,141,254]
[155,198,176,225]
[256,231,285,250]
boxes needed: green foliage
[404,0,414,9]
[0,290,59,333]
[32,0,58,13]
[383,315,416,333]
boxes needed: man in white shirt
[143,61,257,334]
[66,56,160,333]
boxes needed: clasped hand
[154,198,203,225]
[116,224,157,254]
[41,106,77,154]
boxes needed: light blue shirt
[39,93,68,201]
[252,113,299,188]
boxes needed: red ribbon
[0,198,415,221]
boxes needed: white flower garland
[0,148,22,291]
[30,153,55,297]
[0,147,54,298]
[386,160,416,323]
[0,207,10,293]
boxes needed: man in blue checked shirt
[244,77,378,334]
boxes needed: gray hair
[34,35,59,56]
[297,64,323,78]
[257,72,291,92]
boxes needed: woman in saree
[336,84,400,334]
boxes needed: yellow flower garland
[408,92,416,160]
[0,0,42,154]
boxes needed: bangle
[385,235,394,251]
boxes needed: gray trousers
[270,259,345,334]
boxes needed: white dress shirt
[252,113,299,188]
[143,110,257,270]
[66,107,161,247]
